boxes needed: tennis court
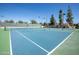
[10,28,72,55]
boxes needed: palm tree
[59,10,65,28]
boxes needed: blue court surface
[10,28,72,55]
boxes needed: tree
[75,23,79,29]
[9,20,14,23]
[43,22,47,26]
[66,6,73,26]
[4,20,9,23]
[50,15,56,26]
[59,10,65,27]
[18,20,23,23]
[31,20,38,24]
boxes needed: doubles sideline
[9,30,13,55]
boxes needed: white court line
[47,31,74,55]
[15,30,49,54]
[9,30,13,55]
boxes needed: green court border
[51,29,79,55]
[0,28,10,55]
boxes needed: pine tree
[66,6,73,26]
[50,15,56,26]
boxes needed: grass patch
[0,28,10,55]
[51,30,79,55]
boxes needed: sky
[0,3,79,23]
